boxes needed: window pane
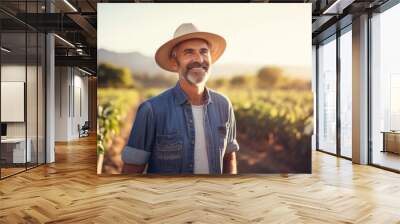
[1,31,28,177]
[38,32,46,165]
[318,37,337,154]
[340,29,352,158]
[27,31,38,169]
[371,3,400,171]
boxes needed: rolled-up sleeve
[226,101,240,153]
[121,101,155,165]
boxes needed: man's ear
[170,58,179,71]
[170,60,178,70]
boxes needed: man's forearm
[223,152,237,174]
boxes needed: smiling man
[121,23,239,174]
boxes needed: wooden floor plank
[0,135,399,223]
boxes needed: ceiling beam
[55,55,96,72]
[67,13,97,39]
[322,0,356,14]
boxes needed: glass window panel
[317,36,337,154]
[38,32,45,165]
[1,30,27,177]
[339,29,352,158]
[27,31,38,169]
[371,3,400,171]
[0,1,46,179]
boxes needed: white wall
[72,72,89,138]
[1,65,35,138]
[55,66,69,141]
[1,64,46,164]
[54,67,89,141]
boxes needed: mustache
[187,62,209,71]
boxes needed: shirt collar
[173,82,213,106]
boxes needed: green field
[225,88,313,172]
[97,88,139,155]
[97,62,313,172]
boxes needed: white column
[46,33,55,163]
[352,14,369,164]
[45,1,55,163]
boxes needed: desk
[1,138,31,163]
[381,131,400,154]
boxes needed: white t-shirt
[191,104,210,174]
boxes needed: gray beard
[183,68,210,86]
[187,74,198,85]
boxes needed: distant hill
[98,49,165,75]
[98,48,311,80]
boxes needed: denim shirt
[121,82,239,174]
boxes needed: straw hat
[155,23,226,72]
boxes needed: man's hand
[223,152,237,174]
[121,163,146,174]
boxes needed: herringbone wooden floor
[0,135,399,224]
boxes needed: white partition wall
[0,1,48,179]
[0,63,27,177]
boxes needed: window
[371,2,400,171]
[339,28,352,158]
[317,36,337,154]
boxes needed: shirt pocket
[153,133,183,173]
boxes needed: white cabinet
[1,138,32,163]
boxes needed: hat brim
[155,32,226,73]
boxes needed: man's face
[172,39,211,86]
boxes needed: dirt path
[236,135,291,173]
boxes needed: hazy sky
[98,3,311,67]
